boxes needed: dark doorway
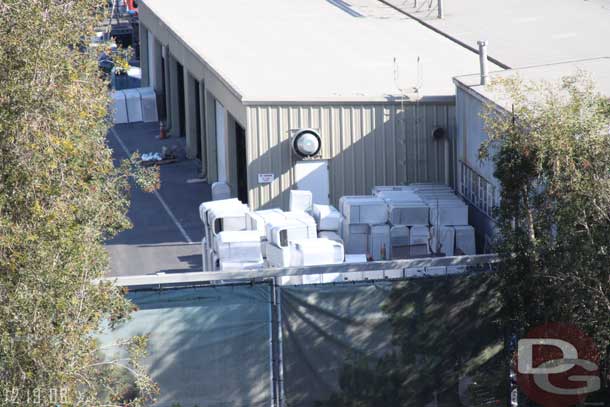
[177,62,185,137]
[194,81,202,160]
[160,55,167,120]
[235,123,248,204]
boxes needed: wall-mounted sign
[258,173,275,184]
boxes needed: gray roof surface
[383,0,610,68]
[454,57,610,110]
[141,0,501,102]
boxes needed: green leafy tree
[0,0,158,405]
[480,73,610,399]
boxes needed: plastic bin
[265,242,292,268]
[137,87,158,122]
[290,238,344,266]
[220,259,265,271]
[312,204,341,231]
[214,230,262,262]
[111,91,129,124]
[123,88,143,122]
[318,231,343,244]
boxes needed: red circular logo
[515,323,601,407]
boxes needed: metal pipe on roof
[437,0,443,19]
[478,40,489,85]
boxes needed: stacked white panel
[368,224,390,261]
[341,222,369,254]
[340,196,388,225]
[409,225,431,256]
[454,225,476,255]
[430,226,456,257]
[389,225,410,259]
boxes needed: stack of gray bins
[198,198,250,271]
[373,186,431,258]
[312,204,343,245]
[372,184,476,257]
[410,184,474,256]
[339,196,389,260]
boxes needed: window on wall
[459,161,498,219]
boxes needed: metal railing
[459,160,498,219]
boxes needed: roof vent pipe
[437,0,443,19]
[478,40,489,85]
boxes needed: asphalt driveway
[105,122,210,277]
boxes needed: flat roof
[382,0,610,68]
[141,0,502,102]
[454,57,610,110]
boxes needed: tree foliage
[480,73,610,393]
[0,0,158,405]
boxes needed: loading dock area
[137,0,501,209]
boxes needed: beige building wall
[246,102,456,209]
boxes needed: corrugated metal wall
[246,102,456,209]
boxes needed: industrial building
[137,0,500,209]
[454,57,610,247]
